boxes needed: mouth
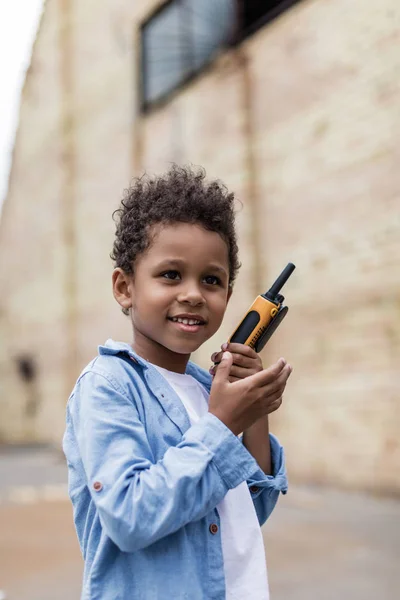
[167,314,207,333]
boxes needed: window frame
[139,0,303,113]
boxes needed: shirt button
[93,481,103,492]
[249,485,259,494]
[209,523,219,535]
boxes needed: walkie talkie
[228,263,296,353]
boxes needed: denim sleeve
[68,370,264,552]
[244,433,288,527]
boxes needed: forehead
[144,222,229,267]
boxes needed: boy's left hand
[210,342,263,383]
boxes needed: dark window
[238,0,302,39]
[243,1,285,30]
[141,0,301,110]
[141,0,234,109]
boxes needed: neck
[132,330,190,374]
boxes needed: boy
[63,165,292,600]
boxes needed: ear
[112,268,134,311]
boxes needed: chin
[166,340,203,355]
[172,345,201,355]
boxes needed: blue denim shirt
[63,339,288,600]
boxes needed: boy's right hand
[208,352,291,436]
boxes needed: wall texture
[0,0,399,493]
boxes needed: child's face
[113,222,232,371]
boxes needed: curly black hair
[111,165,241,294]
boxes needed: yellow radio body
[228,263,295,353]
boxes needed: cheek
[137,285,171,310]
[208,293,228,322]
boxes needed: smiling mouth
[168,316,206,326]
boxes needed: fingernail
[280,358,287,366]
[222,351,231,360]
[209,366,215,375]
[221,342,228,351]
[211,352,217,362]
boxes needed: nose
[177,280,205,307]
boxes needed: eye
[203,275,221,286]
[161,270,181,281]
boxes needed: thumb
[213,351,233,384]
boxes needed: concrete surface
[265,484,400,599]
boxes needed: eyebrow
[156,258,228,276]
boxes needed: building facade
[0,0,399,494]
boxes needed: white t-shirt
[153,364,270,600]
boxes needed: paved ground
[0,445,82,600]
[0,445,399,599]
[265,485,400,599]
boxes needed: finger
[266,385,286,403]
[279,363,292,385]
[265,364,292,393]
[211,360,253,377]
[212,351,233,385]
[228,365,259,379]
[231,353,257,369]
[266,396,283,414]
[260,364,292,399]
[222,343,258,360]
[211,351,223,364]
[212,352,258,369]
[211,352,261,378]
[247,358,287,389]
[212,350,251,366]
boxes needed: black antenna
[264,263,296,301]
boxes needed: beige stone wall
[247,0,400,493]
[133,0,400,493]
[0,0,66,442]
[0,0,399,493]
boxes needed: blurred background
[0,0,399,598]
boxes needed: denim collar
[98,339,212,435]
[99,339,210,382]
